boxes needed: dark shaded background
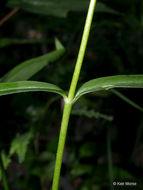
[0,0,143,189]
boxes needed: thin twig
[0,8,19,25]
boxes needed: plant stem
[52,0,97,190]
[52,102,72,190]
[68,0,97,100]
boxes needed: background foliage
[0,0,143,189]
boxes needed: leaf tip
[55,38,64,50]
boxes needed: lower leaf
[75,75,143,102]
[0,81,66,98]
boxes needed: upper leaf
[75,75,143,102]
[7,0,119,18]
[1,48,65,82]
[0,81,66,98]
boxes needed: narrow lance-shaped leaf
[74,75,143,102]
[0,81,66,98]
[0,38,52,48]
[7,0,119,18]
[1,47,65,82]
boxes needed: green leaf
[75,75,143,102]
[1,152,11,170]
[0,81,66,98]
[7,0,119,18]
[0,38,51,48]
[1,48,65,82]
[9,131,33,163]
[55,38,64,50]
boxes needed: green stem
[52,0,97,189]
[52,102,72,190]
[68,0,97,100]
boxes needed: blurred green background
[0,0,143,189]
